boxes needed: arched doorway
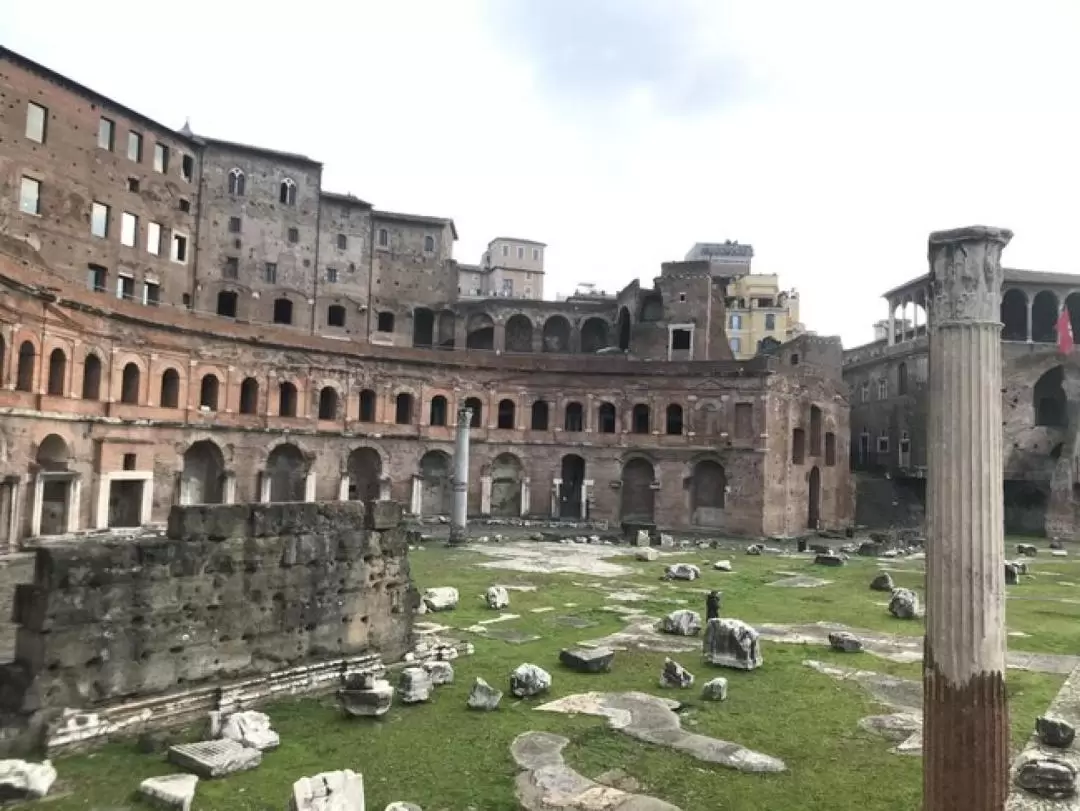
[808,466,821,529]
[490,453,523,517]
[419,451,452,516]
[347,447,382,503]
[559,454,585,518]
[466,313,494,350]
[691,460,726,526]
[266,444,307,502]
[182,440,226,504]
[1000,289,1028,341]
[1032,291,1058,343]
[35,434,74,536]
[620,458,655,523]
[505,314,533,352]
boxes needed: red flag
[1058,309,1074,355]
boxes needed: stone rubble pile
[888,588,919,619]
[660,657,695,688]
[338,672,395,717]
[660,609,703,636]
[0,760,57,801]
[423,660,455,686]
[399,667,434,704]
[467,677,503,710]
[290,769,365,811]
[485,585,510,609]
[510,663,552,698]
[218,710,280,751]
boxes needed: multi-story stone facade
[0,47,853,545]
[844,267,1080,537]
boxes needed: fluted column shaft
[923,226,1013,811]
[448,406,472,546]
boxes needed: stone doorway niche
[33,434,77,536]
[505,314,533,353]
[108,479,143,527]
[691,459,727,526]
[347,447,382,503]
[620,458,655,523]
[419,450,452,516]
[413,307,435,347]
[1004,479,1049,537]
[0,477,16,550]
[266,443,307,502]
[808,465,821,529]
[559,454,585,519]
[490,453,523,517]
[181,440,226,504]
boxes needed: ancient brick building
[0,47,853,544]
[844,268,1080,536]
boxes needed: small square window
[87,264,107,293]
[147,222,162,256]
[326,267,338,283]
[19,177,40,215]
[288,227,299,243]
[224,257,239,279]
[127,177,140,192]
[91,202,110,238]
[26,102,47,143]
[127,131,143,162]
[120,212,138,248]
[877,433,890,454]
[178,198,191,213]
[228,216,241,234]
[679,292,686,302]
[337,234,347,250]
[98,117,115,150]
[154,143,169,173]
[122,453,137,470]
[671,328,691,351]
[143,281,160,306]
[118,274,135,300]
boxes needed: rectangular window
[228,216,241,234]
[98,117,115,150]
[729,313,742,330]
[532,248,539,260]
[120,212,138,247]
[326,267,338,283]
[171,232,188,264]
[154,143,169,173]
[224,257,239,279]
[146,221,162,256]
[878,378,888,399]
[501,245,508,257]
[181,154,194,182]
[127,131,143,162]
[26,102,46,143]
[178,198,191,213]
[734,402,753,439]
[337,234,347,250]
[91,202,110,238]
[287,227,299,243]
[19,177,41,215]
[378,228,388,247]
[730,336,741,354]
[671,328,691,351]
[265,262,277,283]
[765,313,776,331]
[117,274,135,300]
[877,432,890,454]
[143,281,160,306]
[87,264,107,293]
[127,177,140,192]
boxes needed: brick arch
[261,437,316,468]
[113,354,149,403]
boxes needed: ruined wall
[5,501,415,716]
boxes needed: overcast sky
[5,0,1079,346]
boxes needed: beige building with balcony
[684,242,802,359]
[458,237,546,300]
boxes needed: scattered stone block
[220,710,279,751]
[870,572,895,592]
[423,660,454,686]
[399,667,433,704]
[888,588,919,619]
[139,774,199,811]
[660,609,702,636]
[1016,757,1077,799]
[559,647,615,673]
[746,544,764,556]
[660,657,695,688]
[338,674,394,717]
[659,533,675,548]
[1012,560,1029,575]
[635,547,659,562]
[828,631,863,653]
[814,554,845,567]
[0,760,57,801]
[703,618,763,670]
[1037,716,1076,748]
[423,587,459,612]
[664,563,701,581]
[635,529,651,547]
[701,677,729,701]
[713,560,732,572]
[1017,543,1038,556]
[510,663,552,698]
[485,585,510,610]
[1052,549,1069,558]
[168,739,262,779]
[291,769,365,811]
[1005,563,1021,586]
[467,677,503,710]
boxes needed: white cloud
[5,0,1078,346]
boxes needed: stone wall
[3,501,416,724]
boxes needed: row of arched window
[228,169,297,207]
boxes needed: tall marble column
[923,225,1012,811]
[448,406,472,546]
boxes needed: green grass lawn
[38,540,1079,810]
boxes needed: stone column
[520,477,531,517]
[259,473,271,503]
[551,478,562,517]
[923,225,1012,811]
[887,298,896,346]
[379,476,391,502]
[303,471,317,502]
[448,406,472,546]
[67,477,80,533]
[223,473,237,504]
[410,475,423,515]
[338,474,350,501]
[480,475,492,516]
[580,480,592,520]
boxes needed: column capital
[927,225,1013,323]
